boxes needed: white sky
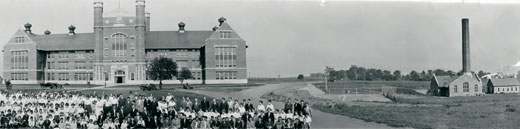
[1,0,520,77]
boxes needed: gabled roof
[145,31,214,49]
[434,75,460,88]
[489,78,520,87]
[30,33,94,51]
[27,30,214,51]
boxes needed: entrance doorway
[116,77,123,83]
[114,70,125,84]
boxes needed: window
[74,73,92,81]
[158,49,169,57]
[474,84,478,92]
[463,82,469,92]
[215,47,237,68]
[10,50,29,69]
[216,71,237,80]
[11,73,28,80]
[75,61,86,69]
[219,31,231,38]
[177,60,189,68]
[131,73,135,80]
[454,85,458,93]
[14,37,24,43]
[58,73,69,81]
[175,49,188,57]
[112,33,128,57]
[58,61,69,69]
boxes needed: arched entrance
[115,70,125,84]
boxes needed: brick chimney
[462,18,470,74]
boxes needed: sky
[1,0,520,78]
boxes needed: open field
[313,80,428,95]
[248,77,322,84]
[314,93,520,129]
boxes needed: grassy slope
[313,80,428,95]
[315,93,520,129]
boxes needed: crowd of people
[0,90,312,129]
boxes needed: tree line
[324,65,489,81]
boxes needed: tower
[135,0,147,81]
[462,18,470,74]
[93,1,104,81]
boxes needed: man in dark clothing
[284,98,293,113]
[210,99,219,112]
[242,111,252,127]
[263,108,275,123]
[245,99,255,112]
[201,96,210,112]
[219,98,229,114]
[293,99,303,115]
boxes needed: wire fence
[320,85,397,95]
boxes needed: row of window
[11,50,29,69]
[216,71,237,80]
[219,31,231,39]
[46,73,93,81]
[14,37,25,43]
[146,51,199,58]
[453,82,478,93]
[11,73,28,80]
[47,61,93,70]
[497,87,518,92]
[47,51,93,59]
[215,47,237,68]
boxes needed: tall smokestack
[462,18,470,73]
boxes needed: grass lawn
[313,80,428,95]
[248,77,322,84]
[314,94,520,129]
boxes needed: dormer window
[219,31,231,39]
[15,36,25,43]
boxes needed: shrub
[505,105,516,112]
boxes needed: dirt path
[181,82,399,129]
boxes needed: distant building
[309,73,325,77]
[431,74,482,97]
[2,0,248,85]
[429,18,483,97]
[486,78,520,94]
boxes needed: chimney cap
[44,30,51,35]
[178,22,185,28]
[68,25,76,30]
[24,23,32,28]
[218,17,227,23]
[93,1,103,7]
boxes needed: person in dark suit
[284,98,293,113]
[219,98,229,114]
[245,99,255,112]
[201,96,210,112]
[294,99,303,115]
[263,108,275,123]
[168,107,177,119]
[210,99,219,112]
[242,111,252,127]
